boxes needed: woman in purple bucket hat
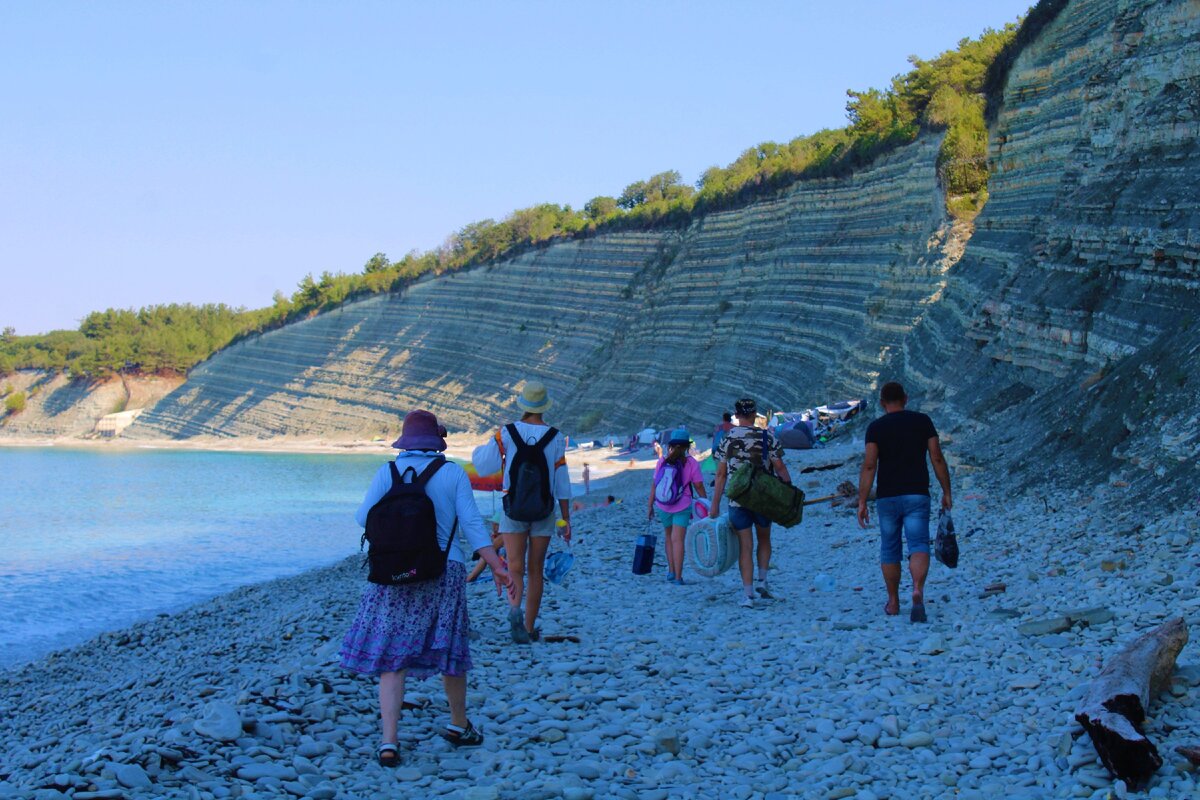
[340,409,514,767]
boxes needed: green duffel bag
[726,463,806,528]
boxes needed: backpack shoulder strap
[506,423,532,452]
[384,461,419,496]
[750,428,766,469]
[409,457,460,559]
[534,426,558,450]
[412,456,448,488]
[760,429,777,474]
[444,518,458,562]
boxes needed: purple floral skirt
[339,562,473,678]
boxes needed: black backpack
[502,423,558,522]
[361,459,456,585]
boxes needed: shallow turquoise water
[0,447,397,668]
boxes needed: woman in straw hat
[472,380,572,643]
[341,409,514,766]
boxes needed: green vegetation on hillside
[0,307,255,376]
[2,18,1031,380]
[4,391,25,416]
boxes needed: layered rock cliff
[128,135,959,440]
[902,0,1200,493]
[0,372,183,439]
[29,0,1200,500]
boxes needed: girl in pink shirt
[646,428,707,584]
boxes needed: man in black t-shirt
[856,382,952,623]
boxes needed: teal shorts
[655,508,692,528]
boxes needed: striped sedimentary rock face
[126,0,1200,498]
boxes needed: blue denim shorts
[728,505,770,531]
[876,494,931,564]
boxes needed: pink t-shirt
[652,456,704,513]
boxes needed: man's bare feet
[910,594,927,623]
[884,599,900,616]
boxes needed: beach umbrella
[447,457,504,492]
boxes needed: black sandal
[441,721,484,747]
[377,742,399,767]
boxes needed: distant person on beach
[856,381,952,623]
[472,380,572,644]
[712,412,734,455]
[647,428,707,585]
[340,410,513,766]
[571,494,618,512]
[709,398,792,608]
[583,463,591,496]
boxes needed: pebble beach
[2,442,1198,800]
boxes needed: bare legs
[910,552,929,602]
[665,524,686,579]
[754,524,771,579]
[443,674,468,728]
[502,533,527,614]
[501,532,551,635]
[379,670,406,744]
[735,528,753,594]
[524,535,550,634]
[881,553,930,614]
[881,563,901,615]
[378,670,470,744]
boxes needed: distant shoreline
[0,434,464,457]
[0,433,679,469]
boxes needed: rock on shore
[1,444,1197,800]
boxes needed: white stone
[900,732,934,749]
[193,703,243,743]
[114,763,151,790]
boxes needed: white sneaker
[754,579,774,599]
[739,594,754,608]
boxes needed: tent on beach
[815,399,864,421]
[776,419,816,450]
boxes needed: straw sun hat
[516,381,553,414]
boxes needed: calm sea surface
[0,448,412,669]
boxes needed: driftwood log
[1074,617,1189,787]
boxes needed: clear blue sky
[1,1,1032,335]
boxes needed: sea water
[0,447,606,669]
[0,448,407,669]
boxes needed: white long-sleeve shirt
[472,422,571,500]
[355,451,491,564]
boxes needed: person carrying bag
[709,398,794,608]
